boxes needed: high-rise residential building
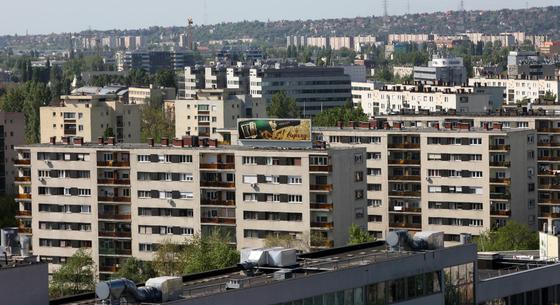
[249,67,352,117]
[329,37,353,51]
[15,136,367,277]
[306,37,328,49]
[413,56,467,85]
[39,89,141,144]
[540,41,560,56]
[0,112,25,195]
[313,122,537,242]
[353,35,377,52]
[174,89,266,139]
[388,33,434,44]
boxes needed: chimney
[161,137,169,146]
[61,136,69,145]
[147,138,154,147]
[359,121,369,129]
[73,137,84,146]
[369,120,378,130]
[394,122,402,129]
[108,137,115,145]
[49,136,56,145]
[97,137,104,145]
[173,138,183,147]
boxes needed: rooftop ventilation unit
[387,230,444,251]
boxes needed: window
[354,153,363,164]
[355,190,364,199]
[138,155,150,162]
[180,192,194,199]
[243,156,257,165]
[288,176,302,184]
[288,195,302,203]
[368,199,382,207]
[181,173,193,181]
[367,152,382,160]
[244,193,257,201]
[355,171,364,182]
[469,138,482,145]
[138,191,150,198]
[527,135,534,144]
[367,168,382,176]
[528,183,535,192]
[243,175,258,184]
[78,189,91,196]
[471,171,483,178]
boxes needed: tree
[49,249,96,298]
[348,224,375,245]
[152,239,184,276]
[104,127,115,138]
[152,69,177,89]
[313,102,368,127]
[267,91,299,118]
[112,257,156,283]
[264,233,309,251]
[0,196,17,228]
[475,221,539,252]
[140,105,175,142]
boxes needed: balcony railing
[201,199,236,206]
[310,203,334,210]
[537,128,560,133]
[200,181,236,188]
[540,212,560,218]
[16,210,32,217]
[539,169,559,176]
[388,176,421,181]
[64,129,77,135]
[310,240,334,248]
[99,266,118,273]
[201,217,236,225]
[15,194,32,199]
[489,145,511,151]
[388,143,420,149]
[98,231,132,238]
[490,178,511,184]
[14,160,31,165]
[490,210,512,216]
[389,207,422,213]
[18,227,32,234]
[538,157,560,162]
[388,159,421,165]
[538,142,560,147]
[389,191,421,197]
[310,222,334,229]
[309,165,332,172]
[98,213,132,220]
[310,184,333,191]
[539,198,560,204]
[489,161,511,167]
[200,163,235,170]
[97,179,131,185]
[97,161,130,167]
[15,176,31,182]
[98,196,131,203]
[490,193,511,200]
[99,248,132,256]
[539,184,560,190]
[389,222,422,229]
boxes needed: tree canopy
[49,249,96,298]
[0,196,17,229]
[267,91,299,118]
[112,257,156,283]
[348,224,375,245]
[313,103,368,127]
[475,221,539,252]
[140,105,175,143]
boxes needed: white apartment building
[388,34,434,44]
[128,87,176,105]
[174,89,266,139]
[315,123,537,243]
[469,77,560,104]
[306,37,328,49]
[14,138,366,278]
[351,82,379,116]
[329,37,353,50]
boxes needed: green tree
[181,229,239,274]
[152,239,184,276]
[104,127,115,138]
[543,91,557,102]
[264,234,309,251]
[348,224,375,245]
[475,221,539,252]
[313,103,368,127]
[112,257,156,283]
[49,248,96,298]
[0,196,17,228]
[266,91,299,118]
[153,69,177,89]
[140,105,175,142]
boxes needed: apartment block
[14,138,366,277]
[39,93,141,143]
[116,51,195,73]
[413,56,467,85]
[329,37,353,51]
[0,112,25,195]
[469,77,560,104]
[174,89,266,139]
[315,122,537,242]
[128,86,176,105]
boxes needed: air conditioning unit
[39,177,46,183]
[251,183,258,188]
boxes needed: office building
[413,56,467,85]
[315,122,537,241]
[14,135,367,277]
[116,51,195,73]
[39,88,141,144]
[174,89,267,139]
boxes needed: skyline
[1,0,560,36]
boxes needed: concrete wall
[0,263,49,305]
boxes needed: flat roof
[314,126,529,134]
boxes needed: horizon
[1,0,559,36]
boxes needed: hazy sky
[2,0,559,35]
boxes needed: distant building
[392,66,414,79]
[329,37,353,50]
[469,77,560,104]
[116,50,195,73]
[128,86,176,105]
[306,37,328,49]
[414,56,467,85]
[0,112,25,195]
[507,51,556,79]
[540,41,560,56]
[341,65,367,82]
[353,35,377,52]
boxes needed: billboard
[238,119,311,142]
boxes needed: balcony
[489,145,511,151]
[97,179,131,185]
[389,222,422,229]
[201,217,236,225]
[491,210,512,217]
[99,248,132,256]
[310,203,334,210]
[98,196,131,203]
[490,193,511,200]
[538,142,560,147]
[388,176,421,181]
[388,143,420,149]
[537,128,560,133]
[14,176,31,182]
[200,181,236,188]
[490,178,511,185]
[389,191,421,197]
[309,165,332,172]
[98,213,132,220]
[99,266,118,273]
[310,184,333,192]
[388,159,421,165]
[15,194,32,200]
[311,222,334,229]
[540,212,560,218]
[201,199,236,206]
[18,227,32,234]
[540,198,560,204]
[14,160,31,165]
[310,240,334,248]
[539,184,560,190]
[489,162,511,167]
[539,169,558,176]
[200,163,235,170]
[16,210,32,217]
[97,161,130,167]
[389,207,422,213]
[63,129,77,135]
[538,156,560,162]
[98,231,132,238]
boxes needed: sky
[2,0,560,35]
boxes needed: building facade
[0,112,25,195]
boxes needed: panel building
[413,56,467,85]
[0,111,25,195]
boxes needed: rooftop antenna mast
[383,0,388,17]
[459,0,465,11]
[407,0,410,15]
[187,17,194,50]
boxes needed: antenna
[383,0,388,17]
[459,0,465,11]
[187,17,194,50]
[407,0,410,15]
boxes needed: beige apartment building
[469,77,560,104]
[40,94,141,144]
[315,122,537,243]
[14,137,366,278]
[0,111,26,195]
[128,86,176,105]
[174,89,266,139]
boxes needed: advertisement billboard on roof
[237,119,311,142]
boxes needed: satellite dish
[95,282,111,300]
